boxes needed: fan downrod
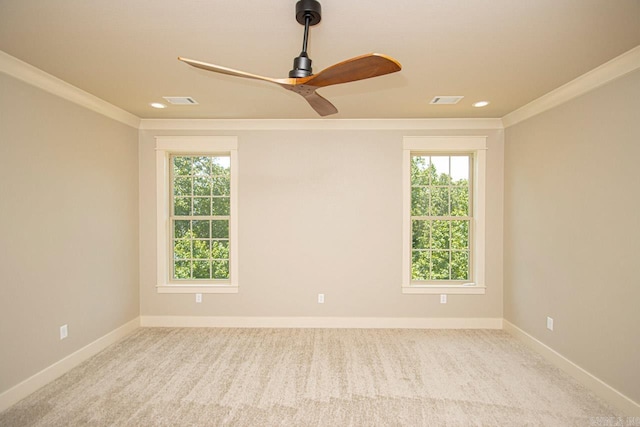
[289,0,322,78]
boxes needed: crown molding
[0,50,140,129]
[139,118,504,131]
[502,45,640,128]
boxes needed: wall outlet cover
[60,324,68,340]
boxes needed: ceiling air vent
[430,96,464,105]
[162,96,199,105]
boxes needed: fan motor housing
[295,0,321,26]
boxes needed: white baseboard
[503,320,640,417]
[0,317,140,413]
[139,315,503,329]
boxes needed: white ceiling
[1,0,639,119]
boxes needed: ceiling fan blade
[178,57,289,86]
[300,91,338,116]
[302,53,401,88]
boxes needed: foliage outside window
[411,155,472,282]
[171,155,231,281]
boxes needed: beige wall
[139,128,504,319]
[504,70,640,403]
[0,74,139,394]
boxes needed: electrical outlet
[546,316,554,331]
[195,293,202,303]
[440,294,447,304]
[60,324,68,340]
[317,293,325,304]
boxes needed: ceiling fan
[178,0,402,116]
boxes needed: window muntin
[170,155,231,281]
[410,154,473,283]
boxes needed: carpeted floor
[0,328,620,426]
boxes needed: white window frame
[402,136,487,295]
[155,136,238,294]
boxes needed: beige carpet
[0,328,620,426]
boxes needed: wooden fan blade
[300,91,338,116]
[178,57,289,86]
[301,53,401,88]
[179,57,341,116]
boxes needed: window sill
[156,285,238,294]
[402,284,486,295]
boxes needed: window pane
[174,177,192,196]
[212,175,230,196]
[451,156,469,184]
[211,240,229,259]
[411,250,430,280]
[192,157,211,176]
[451,186,469,216]
[431,187,449,216]
[192,240,211,259]
[174,260,191,279]
[193,260,211,279]
[451,251,470,280]
[451,220,469,249]
[173,239,191,259]
[212,260,230,279]
[211,220,229,239]
[192,220,210,238]
[432,220,450,249]
[174,220,190,239]
[412,220,430,249]
[411,156,431,186]
[431,156,451,185]
[173,157,192,176]
[411,187,430,216]
[430,250,450,280]
[212,157,231,175]
[193,197,211,216]
[174,197,191,216]
[193,176,211,196]
[212,197,230,216]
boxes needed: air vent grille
[430,96,464,105]
[163,96,199,105]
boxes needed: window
[411,154,472,281]
[402,137,486,294]
[156,136,238,293]
[171,155,231,281]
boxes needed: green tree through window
[171,155,231,280]
[411,155,471,282]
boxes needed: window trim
[402,136,487,295]
[155,136,238,294]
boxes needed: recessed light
[473,101,490,108]
[150,102,166,109]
